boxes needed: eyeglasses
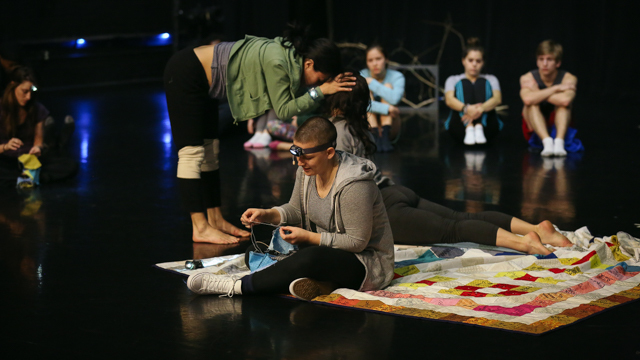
[289,141,335,158]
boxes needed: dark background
[1,0,637,139]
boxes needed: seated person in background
[360,45,404,153]
[0,66,76,185]
[327,74,571,255]
[445,38,503,146]
[186,117,394,300]
[520,39,579,157]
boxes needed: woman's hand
[388,105,400,118]
[29,146,41,157]
[279,226,320,245]
[466,104,483,120]
[241,208,268,228]
[3,138,23,151]
[318,72,356,95]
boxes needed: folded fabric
[17,154,42,188]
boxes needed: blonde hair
[536,40,563,62]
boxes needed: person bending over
[520,40,578,157]
[445,37,503,146]
[327,74,571,255]
[163,23,354,244]
[186,117,394,299]
[360,45,405,153]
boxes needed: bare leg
[553,106,571,140]
[510,218,572,247]
[276,141,293,151]
[522,104,550,139]
[207,207,250,240]
[367,112,379,131]
[496,228,551,255]
[192,212,239,244]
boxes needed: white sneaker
[474,124,487,144]
[243,132,263,149]
[187,273,241,297]
[252,132,272,148]
[289,278,336,301]
[553,138,567,157]
[541,137,554,157]
[463,127,476,145]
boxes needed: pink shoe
[243,140,254,149]
[269,140,282,150]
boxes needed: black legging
[381,185,513,245]
[163,47,221,212]
[241,246,366,295]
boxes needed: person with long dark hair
[0,66,76,185]
[360,45,404,152]
[444,38,503,145]
[325,74,571,255]
[186,117,394,300]
[163,23,354,244]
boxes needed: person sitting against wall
[444,38,503,146]
[360,45,404,153]
[186,116,394,300]
[0,66,77,185]
[327,73,571,255]
[520,39,580,157]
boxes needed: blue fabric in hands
[248,227,298,272]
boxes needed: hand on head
[319,72,356,95]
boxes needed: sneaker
[187,273,240,296]
[553,138,567,157]
[289,278,336,301]
[463,127,476,145]
[252,132,272,148]
[474,124,487,144]
[541,137,554,157]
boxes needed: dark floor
[1,84,639,359]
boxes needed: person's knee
[384,83,394,89]
[177,145,205,179]
[554,105,571,113]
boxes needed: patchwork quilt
[156,227,640,335]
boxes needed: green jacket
[226,35,323,123]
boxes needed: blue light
[76,38,86,46]
[160,33,170,40]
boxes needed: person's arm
[319,181,375,253]
[29,121,44,156]
[546,73,577,107]
[520,73,560,106]
[445,90,465,112]
[264,60,354,120]
[273,167,304,225]
[368,99,390,115]
[368,72,405,105]
[480,90,502,113]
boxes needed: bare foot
[211,218,251,241]
[535,220,572,247]
[193,223,239,244]
[522,232,552,255]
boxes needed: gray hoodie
[274,151,395,291]
[332,117,394,187]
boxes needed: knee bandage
[201,138,220,172]
[177,146,205,179]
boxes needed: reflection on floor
[1,84,639,358]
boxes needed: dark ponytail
[282,22,342,78]
[462,37,484,59]
[323,73,377,157]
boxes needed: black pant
[241,246,366,295]
[163,47,221,212]
[381,185,513,245]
